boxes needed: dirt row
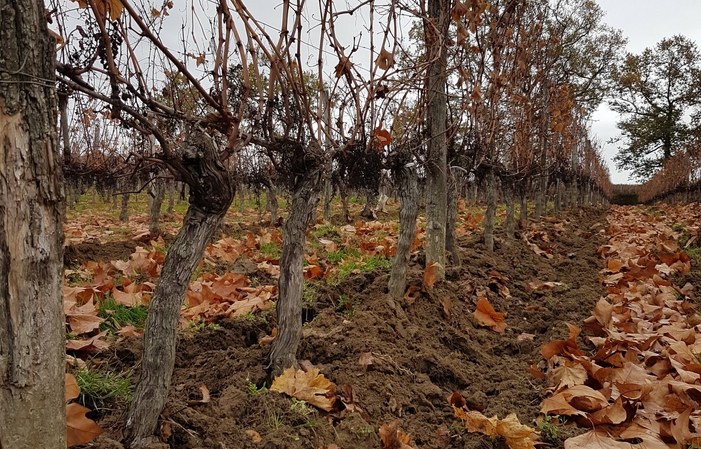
[77,206,611,449]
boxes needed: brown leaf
[359,352,374,367]
[550,364,588,390]
[564,429,633,448]
[447,392,466,408]
[245,429,262,443]
[525,281,564,292]
[271,367,337,411]
[404,285,421,304]
[187,384,210,405]
[375,48,395,70]
[379,420,415,449]
[441,297,452,320]
[423,262,442,289]
[66,403,104,446]
[259,327,278,345]
[195,53,205,67]
[473,297,507,332]
[66,373,80,402]
[372,127,393,149]
[151,7,160,16]
[334,57,352,78]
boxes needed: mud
[81,207,609,449]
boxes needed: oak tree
[611,35,701,181]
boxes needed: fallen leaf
[187,384,210,405]
[245,429,262,443]
[66,403,104,446]
[423,263,442,289]
[359,352,374,368]
[271,367,338,411]
[473,297,507,332]
[379,420,415,449]
[65,373,80,401]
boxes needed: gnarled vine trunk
[268,143,325,378]
[0,0,66,446]
[388,153,418,299]
[124,131,234,449]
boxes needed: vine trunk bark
[0,0,66,446]
[124,131,234,448]
[388,153,418,299]
[268,143,325,378]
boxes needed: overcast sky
[591,0,701,184]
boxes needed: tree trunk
[322,178,333,222]
[239,184,245,213]
[0,0,66,446]
[553,179,561,213]
[445,167,460,265]
[424,0,450,280]
[504,182,515,239]
[340,183,350,223]
[388,154,418,299]
[266,184,279,225]
[519,191,528,225]
[148,174,165,235]
[268,144,325,378]
[166,178,175,214]
[360,190,377,220]
[124,131,234,449]
[483,168,497,252]
[119,179,130,223]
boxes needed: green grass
[327,247,360,264]
[98,296,148,333]
[260,241,281,259]
[74,366,133,409]
[312,223,338,239]
[329,255,393,285]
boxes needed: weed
[359,427,374,434]
[266,408,284,430]
[290,398,312,417]
[186,320,221,332]
[673,223,686,232]
[98,296,148,333]
[538,415,565,440]
[74,366,133,409]
[248,381,268,396]
[338,294,359,318]
[303,284,317,306]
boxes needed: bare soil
[76,206,609,449]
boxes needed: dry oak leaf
[271,367,337,411]
[375,48,395,70]
[454,408,537,449]
[379,420,416,449]
[66,403,104,447]
[473,297,507,333]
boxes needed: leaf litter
[64,204,627,448]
